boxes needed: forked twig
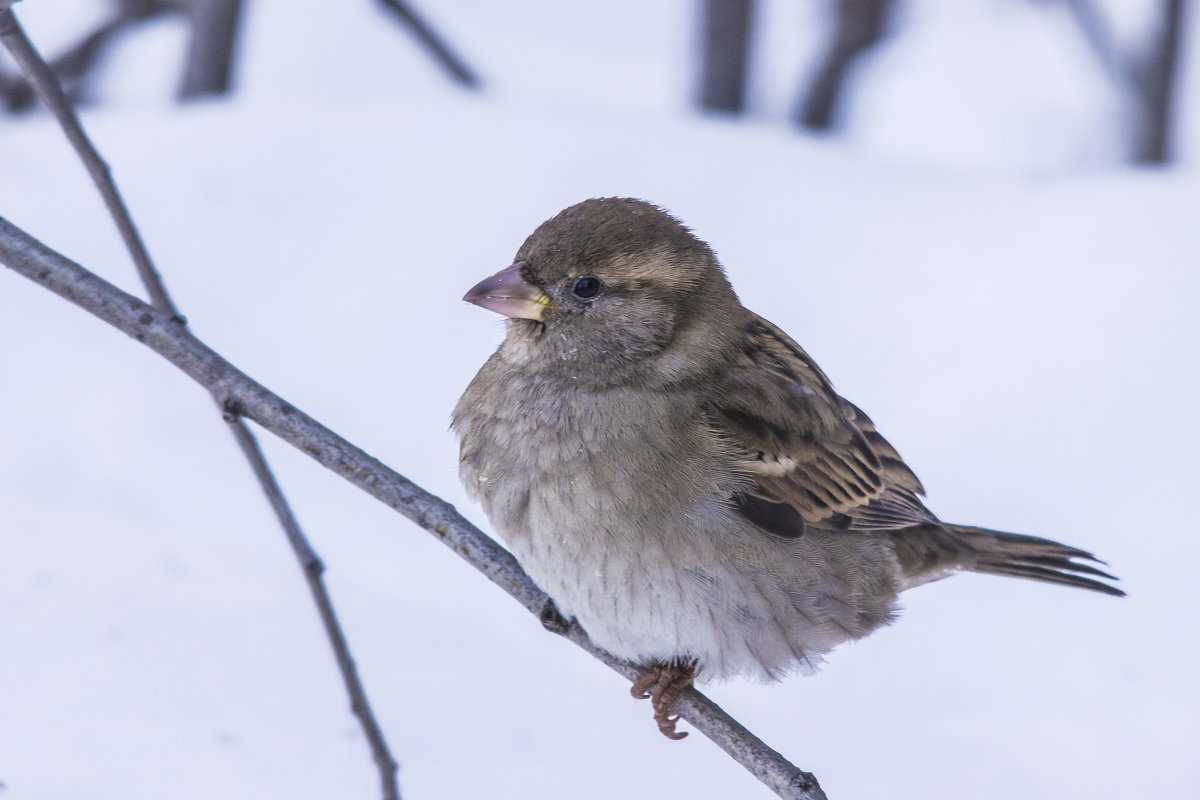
[0,9,400,799]
[0,7,174,311]
[0,216,828,800]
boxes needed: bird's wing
[711,314,935,537]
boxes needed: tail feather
[972,561,1125,596]
[1007,553,1117,581]
[891,523,1125,597]
[951,525,1124,597]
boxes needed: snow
[1,1,1198,798]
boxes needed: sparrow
[453,197,1122,739]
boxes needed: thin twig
[0,0,176,112]
[0,216,828,800]
[227,422,400,795]
[0,9,173,311]
[376,0,480,88]
[0,10,401,799]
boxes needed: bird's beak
[462,261,551,321]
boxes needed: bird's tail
[890,524,1124,597]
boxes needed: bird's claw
[630,669,657,700]
[631,660,696,740]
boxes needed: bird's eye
[571,275,602,301]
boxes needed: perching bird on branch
[453,197,1122,739]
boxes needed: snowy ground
[1,1,1198,798]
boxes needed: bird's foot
[630,659,696,740]
[538,599,571,634]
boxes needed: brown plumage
[453,197,1121,738]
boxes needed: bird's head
[464,198,743,386]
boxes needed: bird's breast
[458,370,735,537]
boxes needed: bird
[452,197,1122,739]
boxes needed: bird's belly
[489,474,901,682]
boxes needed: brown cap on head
[515,197,720,292]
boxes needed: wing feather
[715,314,934,534]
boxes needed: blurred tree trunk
[3,0,482,111]
[1131,0,1185,164]
[1066,0,1187,164]
[698,0,754,112]
[796,0,892,130]
[178,0,243,99]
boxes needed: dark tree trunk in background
[698,0,754,113]
[1065,0,1188,165]
[796,0,892,130]
[2,0,483,111]
[178,0,244,99]
[1132,0,1185,164]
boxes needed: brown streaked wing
[712,314,886,523]
[838,399,925,495]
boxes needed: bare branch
[376,0,480,89]
[0,7,175,311]
[0,217,828,800]
[1,1,176,112]
[0,9,400,798]
[226,421,400,798]
[1,10,823,793]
